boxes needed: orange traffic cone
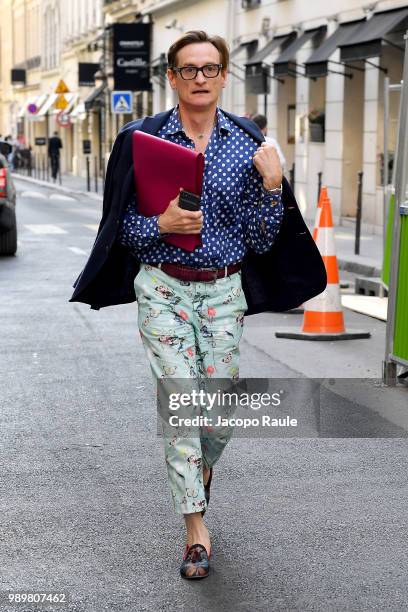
[276,193,370,340]
[312,185,328,242]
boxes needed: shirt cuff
[258,199,284,237]
[140,214,162,240]
[261,184,283,200]
[260,191,283,208]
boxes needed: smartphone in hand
[179,190,201,211]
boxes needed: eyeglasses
[172,64,223,80]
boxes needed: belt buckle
[200,266,218,282]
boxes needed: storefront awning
[49,93,78,115]
[246,33,297,67]
[151,54,167,78]
[17,96,36,119]
[35,93,58,118]
[304,20,364,77]
[18,94,48,119]
[339,7,408,61]
[274,27,326,77]
[84,83,107,111]
[230,39,258,60]
[69,102,86,122]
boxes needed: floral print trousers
[134,264,248,515]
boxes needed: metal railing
[13,153,105,194]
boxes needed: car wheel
[0,209,17,255]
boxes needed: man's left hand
[253,142,283,190]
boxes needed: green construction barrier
[393,212,408,362]
[381,192,395,288]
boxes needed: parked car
[0,141,17,255]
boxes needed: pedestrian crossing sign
[111,91,133,114]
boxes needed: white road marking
[21,190,44,198]
[49,193,77,202]
[66,208,100,216]
[24,224,67,234]
[83,224,99,231]
[68,246,87,255]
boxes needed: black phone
[179,190,201,211]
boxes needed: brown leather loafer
[180,543,211,579]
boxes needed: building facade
[142,0,407,231]
[0,0,104,176]
[0,0,406,232]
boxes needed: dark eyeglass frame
[171,63,223,80]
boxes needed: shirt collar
[161,105,232,138]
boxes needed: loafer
[201,467,213,517]
[180,543,211,579]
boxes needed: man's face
[167,42,227,110]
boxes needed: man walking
[117,30,283,578]
[69,30,326,580]
[48,131,62,181]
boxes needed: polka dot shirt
[118,106,284,267]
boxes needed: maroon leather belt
[148,262,242,282]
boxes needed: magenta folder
[132,130,205,252]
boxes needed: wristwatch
[262,182,282,195]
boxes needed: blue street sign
[111,91,133,114]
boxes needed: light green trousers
[134,264,248,515]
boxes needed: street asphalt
[0,178,407,612]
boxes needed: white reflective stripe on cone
[303,283,342,313]
[315,226,337,256]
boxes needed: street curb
[337,258,382,278]
[13,173,382,278]
[12,172,103,202]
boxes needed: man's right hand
[158,189,203,235]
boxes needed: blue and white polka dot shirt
[118,106,284,267]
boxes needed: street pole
[383,76,389,262]
[46,114,49,182]
[94,156,98,193]
[355,171,363,255]
[86,156,90,192]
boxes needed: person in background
[48,131,62,181]
[251,114,286,170]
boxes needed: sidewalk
[13,171,383,277]
[12,170,104,201]
[305,217,383,278]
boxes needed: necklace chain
[182,115,217,140]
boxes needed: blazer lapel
[221,110,264,143]
[140,109,174,134]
